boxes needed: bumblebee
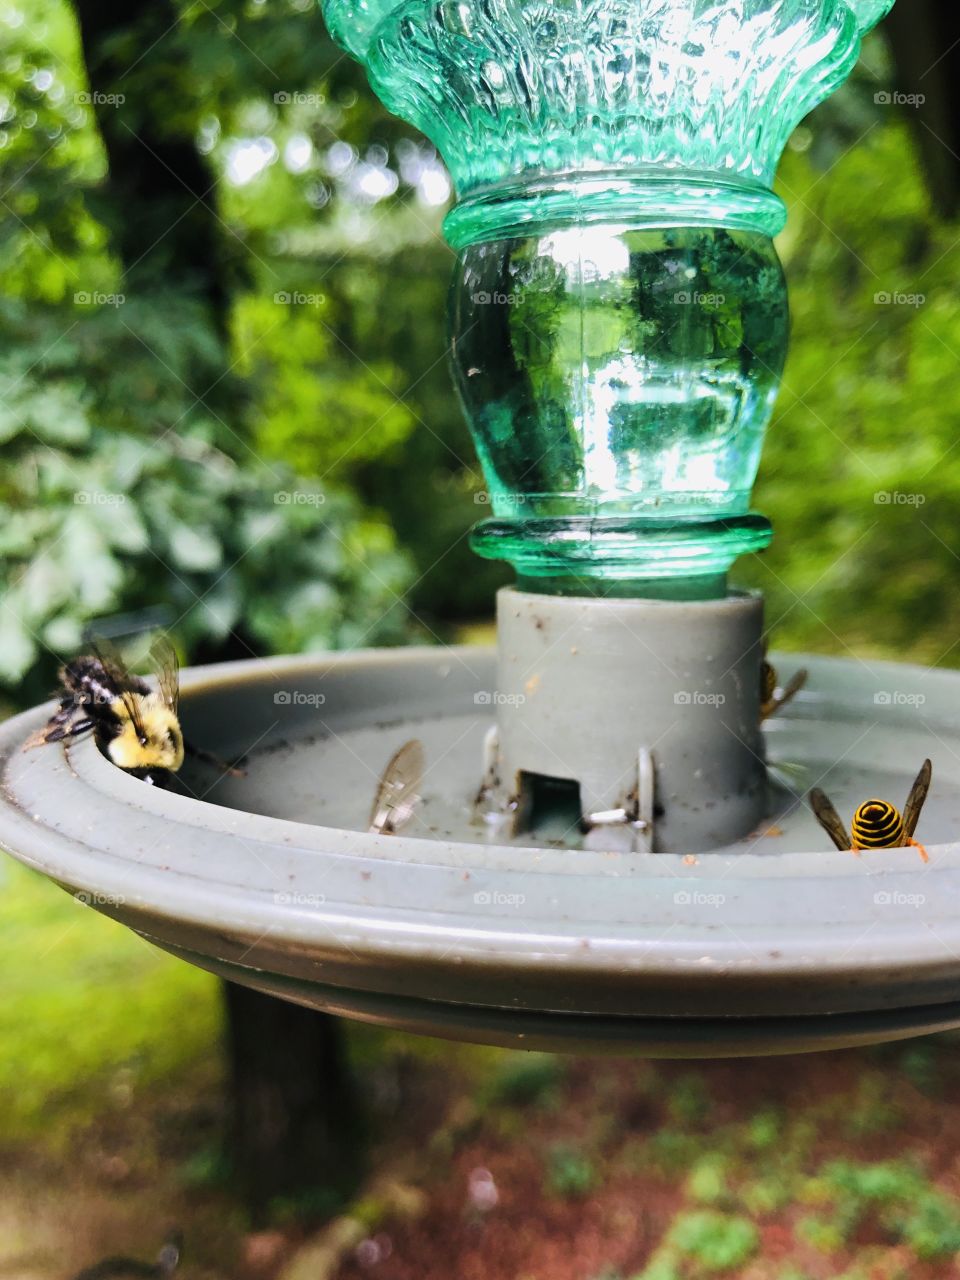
[760,643,808,722]
[23,641,236,786]
[809,758,932,862]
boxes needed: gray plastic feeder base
[490,587,765,851]
[1,647,959,1056]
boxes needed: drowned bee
[23,640,240,787]
[809,758,932,863]
[760,642,808,723]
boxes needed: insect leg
[21,710,95,751]
[905,837,930,864]
[183,738,246,777]
[56,716,97,741]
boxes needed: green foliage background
[0,3,957,706]
[4,7,960,1273]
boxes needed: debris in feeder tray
[21,638,244,787]
[809,757,932,862]
[369,738,425,835]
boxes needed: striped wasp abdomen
[851,799,905,851]
[809,759,932,862]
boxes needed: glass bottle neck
[444,168,787,252]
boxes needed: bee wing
[775,668,808,713]
[763,667,808,721]
[89,638,150,695]
[766,758,810,796]
[809,788,851,851]
[88,637,159,742]
[368,739,425,835]
[150,637,180,713]
[116,685,148,742]
[902,758,932,839]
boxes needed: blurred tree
[884,4,960,221]
[74,0,234,326]
[224,982,363,1215]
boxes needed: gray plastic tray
[1,647,959,1056]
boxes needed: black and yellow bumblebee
[760,643,808,723]
[809,758,932,862]
[23,640,237,786]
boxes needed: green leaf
[0,597,38,681]
[166,522,223,572]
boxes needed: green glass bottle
[321,0,894,595]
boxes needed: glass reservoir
[320,0,894,593]
[451,224,787,585]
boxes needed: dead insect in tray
[369,738,424,835]
[760,642,808,722]
[23,639,242,787]
[809,758,932,862]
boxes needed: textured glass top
[319,0,894,587]
[323,0,895,195]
